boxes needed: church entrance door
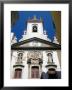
[31,66,39,78]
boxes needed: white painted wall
[11,50,61,79]
[53,51,61,71]
[27,23,43,34]
[11,32,17,45]
[42,51,48,73]
[22,51,28,79]
[10,51,18,78]
[19,22,50,41]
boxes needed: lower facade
[11,50,61,79]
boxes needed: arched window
[32,25,37,32]
[14,69,22,78]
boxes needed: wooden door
[14,69,22,78]
[31,66,39,78]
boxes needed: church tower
[19,16,51,42]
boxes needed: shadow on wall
[40,71,61,79]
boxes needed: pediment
[11,37,61,50]
[19,41,53,48]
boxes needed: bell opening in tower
[32,25,37,32]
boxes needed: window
[32,25,37,32]
[14,69,22,78]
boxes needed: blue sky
[11,11,56,42]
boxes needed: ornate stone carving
[31,59,39,64]
[27,51,43,60]
[27,51,43,65]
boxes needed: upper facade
[11,16,60,47]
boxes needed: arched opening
[14,68,22,79]
[32,25,37,32]
[31,66,39,78]
[48,68,57,79]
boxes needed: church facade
[11,16,61,79]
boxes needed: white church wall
[11,50,61,79]
[11,50,29,79]
[22,34,48,41]
[52,51,61,71]
[22,51,28,79]
[11,32,17,45]
[27,23,43,34]
[19,22,49,41]
[57,50,61,67]
[42,51,48,73]
[11,50,18,78]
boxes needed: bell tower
[19,16,49,41]
[26,15,43,35]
